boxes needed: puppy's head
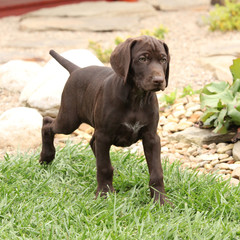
[110,35,170,92]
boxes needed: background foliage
[208,0,240,31]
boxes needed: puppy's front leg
[94,132,114,197]
[142,132,167,205]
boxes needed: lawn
[0,143,240,239]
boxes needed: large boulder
[20,49,104,117]
[158,0,209,10]
[0,60,42,92]
[20,2,157,32]
[200,40,240,82]
[0,107,43,150]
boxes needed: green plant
[180,85,201,98]
[88,40,113,63]
[160,85,201,106]
[160,90,178,105]
[141,25,168,39]
[207,0,240,31]
[200,58,240,133]
[114,36,125,46]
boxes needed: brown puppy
[39,35,170,204]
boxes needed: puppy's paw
[39,151,55,165]
[95,185,115,199]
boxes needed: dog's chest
[113,119,146,147]
[122,121,145,135]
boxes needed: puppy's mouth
[142,84,165,92]
[151,85,165,92]
[151,82,166,92]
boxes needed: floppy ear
[163,42,170,88]
[110,38,136,84]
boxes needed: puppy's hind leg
[39,106,82,164]
[39,116,56,164]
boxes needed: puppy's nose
[152,76,165,84]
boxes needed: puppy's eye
[160,58,167,64]
[138,56,148,63]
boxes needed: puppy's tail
[49,50,79,74]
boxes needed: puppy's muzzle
[152,76,166,90]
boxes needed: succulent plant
[200,58,240,133]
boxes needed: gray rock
[20,2,157,32]
[201,41,240,57]
[233,141,240,161]
[0,60,42,92]
[22,2,155,18]
[199,56,234,83]
[20,49,104,117]
[20,16,140,32]
[0,107,42,150]
[169,127,236,146]
[199,41,240,82]
[158,0,209,10]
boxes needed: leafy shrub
[180,85,201,98]
[200,58,240,133]
[88,41,113,63]
[88,25,168,63]
[207,0,240,31]
[160,90,178,105]
[141,25,168,39]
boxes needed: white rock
[172,109,185,118]
[215,163,230,170]
[172,103,184,111]
[163,122,178,132]
[0,107,43,150]
[230,178,239,186]
[217,144,234,154]
[187,104,201,113]
[178,118,193,131]
[228,164,240,171]
[0,60,42,92]
[197,153,219,161]
[20,49,104,117]
[231,167,240,179]
[211,159,220,167]
[161,146,169,152]
[167,114,179,123]
[218,153,229,160]
[185,110,193,118]
[233,141,240,161]
[159,115,168,125]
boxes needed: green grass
[0,143,240,239]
